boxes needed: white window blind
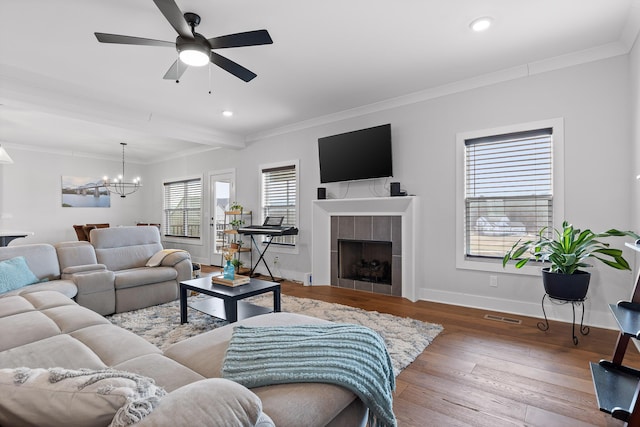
[163,178,202,238]
[465,128,553,258]
[261,164,297,245]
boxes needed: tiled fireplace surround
[312,197,418,302]
[331,215,402,296]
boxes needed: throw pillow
[145,249,183,267]
[0,256,39,293]
[0,367,166,427]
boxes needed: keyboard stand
[247,234,281,282]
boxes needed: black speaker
[390,182,401,197]
[317,187,327,200]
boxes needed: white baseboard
[419,288,618,330]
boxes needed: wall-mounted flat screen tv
[318,123,392,183]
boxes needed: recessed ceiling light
[470,17,493,32]
[222,110,233,117]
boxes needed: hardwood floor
[202,267,639,426]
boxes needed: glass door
[209,170,235,265]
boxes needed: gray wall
[1,53,636,328]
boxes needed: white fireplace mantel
[311,196,419,301]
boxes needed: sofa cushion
[4,279,78,299]
[92,226,164,271]
[0,335,109,370]
[54,241,99,271]
[0,256,39,293]
[0,244,61,282]
[70,324,161,367]
[0,310,61,351]
[0,294,38,318]
[0,367,165,427]
[112,353,206,393]
[114,267,178,290]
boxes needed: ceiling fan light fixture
[178,44,210,67]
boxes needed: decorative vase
[223,260,235,280]
[541,268,590,301]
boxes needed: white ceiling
[1,0,639,163]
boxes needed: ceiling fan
[94,0,273,82]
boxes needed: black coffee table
[179,276,281,324]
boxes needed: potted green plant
[229,202,243,213]
[229,218,245,230]
[231,258,244,273]
[503,221,638,300]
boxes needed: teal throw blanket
[221,323,396,427]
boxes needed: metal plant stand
[537,293,590,345]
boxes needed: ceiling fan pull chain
[208,63,212,94]
[176,52,180,83]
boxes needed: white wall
[0,148,147,243]
[1,53,635,329]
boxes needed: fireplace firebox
[338,239,392,284]
[330,214,402,296]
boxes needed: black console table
[0,231,33,247]
[537,293,590,345]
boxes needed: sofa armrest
[136,378,272,427]
[61,268,116,315]
[161,252,192,282]
[61,264,107,277]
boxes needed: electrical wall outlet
[489,275,498,287]
[273,256,279,265]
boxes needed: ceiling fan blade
[95,33,175,47]
[163,60,188,80]
[208,30,273,49]
[152,0,193,39]
[210,52,257,82]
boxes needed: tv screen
[318,124,392,183]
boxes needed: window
[456,119,564,273]
[163,177,202,238]
[260,162,298,246]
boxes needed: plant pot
[541,268,590,301]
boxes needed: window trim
[455,118,565,275]
[258,159,300,255]
[162,174,204,245]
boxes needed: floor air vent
[483,314,522,325]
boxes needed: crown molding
[247,41,632,142]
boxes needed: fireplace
[312,196,418,301]
[339,239,392,285]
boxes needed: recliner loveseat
[0,226,192,315]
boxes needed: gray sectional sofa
[0,226,192,315]
[0,225,367,426]
[0,291,365,426]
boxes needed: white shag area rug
[107,294,443,375]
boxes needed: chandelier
[102,143,141,198]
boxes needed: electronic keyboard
[238,225,299,236]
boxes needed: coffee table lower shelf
[189,297,273,322]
